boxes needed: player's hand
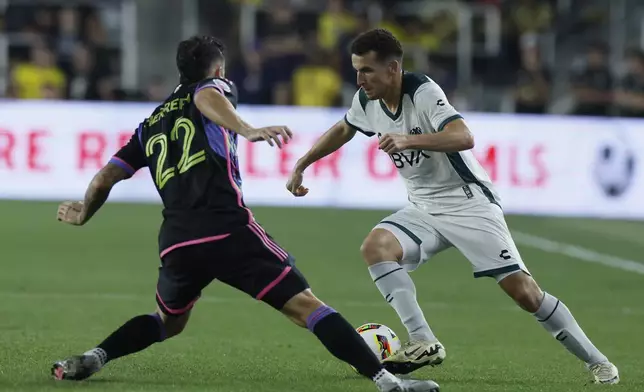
[57,201,86,226]
[286,170,309,197]
[379,134,410,154]
[248,126,293,148]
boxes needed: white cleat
[589,362,619,384]
[378,378,440,392]
[383,341,446,375]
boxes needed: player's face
[352,52,399,100]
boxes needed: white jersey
[344,72,500,214]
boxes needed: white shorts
[374,203,529,281]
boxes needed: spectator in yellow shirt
[292,47,341,107]
[318,0,356,50]
[512,0,552,35]
[378,17,406,47]
[11,44,66,99]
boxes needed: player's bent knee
[360,229,403,265]
[281,289,325,328]
[498,272,543,313]
[155,307,191,338]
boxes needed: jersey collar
[379,71,405,121]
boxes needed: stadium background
[1,1,643,392]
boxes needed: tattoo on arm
[80,163,130,224]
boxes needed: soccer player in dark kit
[51,35,439,392]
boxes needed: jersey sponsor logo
[376,131,430,168]
[390,150,430,168]
[499,249,511,260]
[437,99,445,106]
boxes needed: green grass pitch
[0,200,643,391]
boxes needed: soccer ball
[594,138,636,198]
[355,323,401,360]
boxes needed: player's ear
[387,59,401,74]
[214,64,224,79]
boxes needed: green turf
[0,201,642,391]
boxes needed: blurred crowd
[224,0,466,108]
[3,0,644,118]
[2,3,165,101]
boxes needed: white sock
[369,261,437,342]
[83,348,108,369]
[534,292,608,366]
[373,368,400,391]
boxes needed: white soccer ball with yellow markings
[355,323,401,361]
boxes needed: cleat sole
[383,357,444,375]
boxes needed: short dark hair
[350,28,403,62]
[176,35,225,84]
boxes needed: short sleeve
[344,89,375,137]
[109,125,147,177]
[414,82,463,132]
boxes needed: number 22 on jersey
[145,117,206,189]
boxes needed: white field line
[512,231,644,275]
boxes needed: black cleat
[383,361,438,375]
[51,355,99,381]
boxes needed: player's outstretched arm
[286,120,356,196]
[57,163,130,226]
[194,88,292,148]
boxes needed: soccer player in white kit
[286,29,619,385]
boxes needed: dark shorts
[156,224,309,316]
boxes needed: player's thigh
[156,245,216,317]
[217,224,310,311]
[373,205,451,272]
[433,203,529,281]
